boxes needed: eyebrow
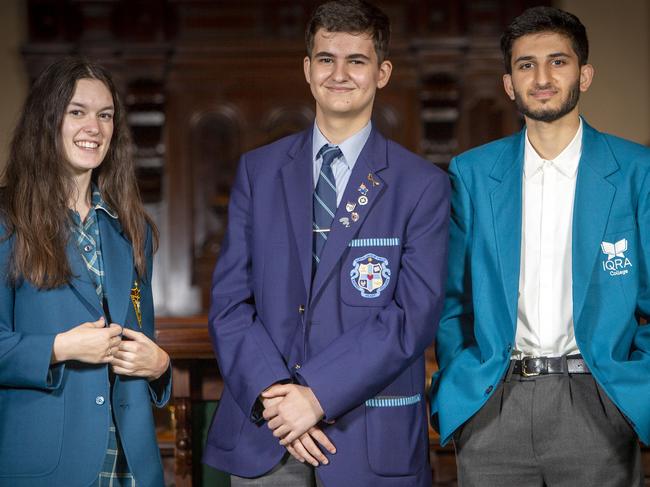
[68,101,115,111]
[314,51,372,61]
[513,52,571,64]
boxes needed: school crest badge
[350,253,391,298]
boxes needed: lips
[531,89,557,99]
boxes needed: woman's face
[60,78,114,176]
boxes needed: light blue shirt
[312,121,372,206]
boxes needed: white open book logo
[601,239,627,260]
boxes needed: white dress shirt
[514,119,583,358]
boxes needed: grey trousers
[231,454,325,487]
[454,373,643,487]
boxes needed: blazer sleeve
[140,224,172,407]
[0,230,65,390]
[296,170,450,420]
[208,155,292,421]
[433,157,478,372]
[632,168,650,357]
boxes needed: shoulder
[242,130,309,168]
[597,131,650,168]
[384,138,447,186]
[455,133,520,167]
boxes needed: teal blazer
[0,212,171,486]
[429,120,650,446]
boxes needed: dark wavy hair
[501,6,588,74]
[305,0,391,63]
[1,57,158,289]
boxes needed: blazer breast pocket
[341,238,402,307]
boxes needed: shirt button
[95,395,105,405]
[485,385,494,395]
[84,244,93,252]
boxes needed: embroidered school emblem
[601,238,632,277]
[350,253,391,298]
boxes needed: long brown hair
[1,57,158,289]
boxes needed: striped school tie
[312,144,342,267]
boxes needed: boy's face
[503,31,593,123]
[304,28,392,123]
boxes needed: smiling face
[503,31,593,124]
[304,29,392,127]
[60,78,114,176]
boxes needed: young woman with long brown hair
[0,58,171,487]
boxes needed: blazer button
[95,395,105,405]
[485,385,494,395]
[84,244,93,252]
[293,363,301,370]
[298,305,305,314]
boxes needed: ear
[503,74,515,101]
[376,60,393,89]
[579,63,594,92]
[303,56,311,85]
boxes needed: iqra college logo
[601,239,632,276]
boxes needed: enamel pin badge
[130,280,142,328]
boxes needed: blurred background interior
[0,1,648,485]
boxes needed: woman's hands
[51,317,122,364]
[51,319,169,381]
[110,328,170,381]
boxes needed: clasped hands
[51,317,169,381]
[261,384,336,467]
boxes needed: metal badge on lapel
[339,217,350,228]
[367,173,380,187]
[346,201,356,212]
[130,280,142,328]
[358,183,368,195]
[358,195,368,206]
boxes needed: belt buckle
[520,357,542,377]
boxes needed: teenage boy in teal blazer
[430,6,649,486]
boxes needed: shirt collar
[524,117,583,180]
[91,185,118,219]
[312,121,372,171]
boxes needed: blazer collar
[488,119,621,331]
[280,127,388,299]
[572,120,619,323]
[489,130,525,330]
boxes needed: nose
[83,117,100,135]
[331,60,348,82]
[534,64,551,87]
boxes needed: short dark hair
[305,0,390,63]
[500,6,588,74]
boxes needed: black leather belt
[512,355,590,377]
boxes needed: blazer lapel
[572,122,618,323]
[489,131,525,330]
[280,130,315,296]
[98,212,134,327]
[311,130,387,300]
[67,238,104,317]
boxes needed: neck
[315,111,371,145]
[525,109,581,160]
[70,171,93,221]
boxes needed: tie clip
[313,228,331,233]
